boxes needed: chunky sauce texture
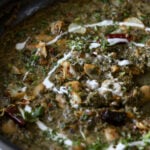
[1,0,150,149]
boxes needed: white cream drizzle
[24,105,32,113]
[107,38,129,45]
[132,42,145,47]
[36,120,73,146]
[21,86,27,92]
[68,23,86,34]
[43,77,54,89]
[15,37,30,51]
[23,71,30,81]
[49,51,72,77]
[89,42,101,49]
[107,140,150,150]
[68,26,81,33]
[107,143,125,150]
[53,86,68,94]
[145,27,150,32]
[43,48,74,89]
[85,20,114,28]
[119,22,144,28]
[46,31,68,46]
[118,59,131,66]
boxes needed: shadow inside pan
[134,68,150,116]
[0,135,21,150]
[134,68,150,86]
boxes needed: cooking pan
[0,135,20,150]
[0,0,150,150]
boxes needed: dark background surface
[0,0,63,34]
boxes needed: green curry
[0,0,150,149]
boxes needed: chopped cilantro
[19,106,44,122]
[87,140,108,150]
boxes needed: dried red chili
[5,106,25,126]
